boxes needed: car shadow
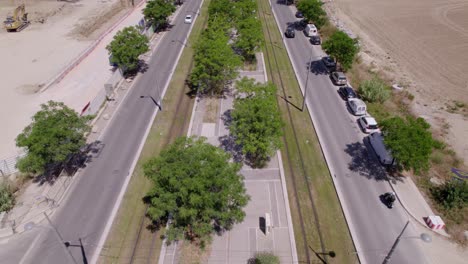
[310,59,329,75]
[344,139,389,181]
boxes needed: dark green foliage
[431,181,468,210]
[359,77,391,103]
[380,116,435,173]
[143,0,176,28]
[322,31,359,71]
[230,78,283,167]
[251,252,280,264]
[235,16,263,61]
[296,0,327,28]
[0,184,14,212]
[144,137,249,244]
[16,101,91,175]
[106,26,149,73]
[190,26,242,94]
[233,0,257,21]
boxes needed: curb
[388,180,450,239]
[267,0,364,263]
[39,0,146,93]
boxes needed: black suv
[310,35,321,45]
[285,27,295,38]
[338,86,357,100]
[322,56,336,71]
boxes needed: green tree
[380,116,435,173]
[235,16,263,61]
[190,26,242,94]
[144,137,249,245]
[233,0,257,21]
[16,101,91,175]
[359,77,391,103]
[143,0,176,28]
[296,0,327,28]
[0,184,14,213]
[431,180,468,210]
[230,78,283,167]
[106,26,149,73]
[251,252,280,264]
[322,30,359,71]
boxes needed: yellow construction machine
[4,4,29,32]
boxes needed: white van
[369,132,395,166]
[347,99,367,116]
[304,24,318,37]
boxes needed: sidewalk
[159,53,298,264]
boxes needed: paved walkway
[159,53,297,264]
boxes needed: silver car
[330,71,347,86]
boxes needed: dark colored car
[338,86,357,100]
[295,19,307,30]
[322,56,336,71]
[310,35,321,45]
[295,11,303,18]
[285,27,295,38]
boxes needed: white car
[184,15,192,24]
[358,116,379,133]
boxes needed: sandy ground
[325,0,468,164]
[0,0,130,159]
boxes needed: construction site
[0,0,135,162]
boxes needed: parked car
[295,11,303,18]
[304,24,318,37]
[322,56,336,72]
[310,35,321,45]
[338,86,357,100]
[295,19,307,30]
[330,71,347,86]
[184,15,192,24]
[358,116,379,133]
[347,98,367,116]
[285,26,295,38]
[369,132,395,166]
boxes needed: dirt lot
[0,0,130,159]
[326,0,468,163]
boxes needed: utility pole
[301,52,313,111]
[44,213,78,264]
[382,221,410,264]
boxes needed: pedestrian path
[159,53,297,264]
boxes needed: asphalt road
[270,2,430,264]
[3,1,203,263]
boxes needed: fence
[0,153,25,177]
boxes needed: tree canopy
[230,78,283,167]
[143,0,176,28]
[144,137,249,244]
[322,30,359,71]
[16,101,91,175]
[106,26,149,73]
[380,116,435,173]
[235,16,263,61]
[296,0,327,28]
[190,25,242,94]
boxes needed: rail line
[257,0,327,263]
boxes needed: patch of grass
[319,20,338,41]
[203,97,220,123]
[98,1,210,262]
[258,0,357,263]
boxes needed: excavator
[3,4,29,32]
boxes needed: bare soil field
[0,0,130,159]
[326,0,468,163]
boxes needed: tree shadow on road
[344,140,389,181]
[33,140,105,185]
[310,59,329,76]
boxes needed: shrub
[431,181,468,210]
[251,252,280,264]
[0,184,14,213]
[359,77,391,103]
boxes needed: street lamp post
[382,220,432,264]
[302,52,313,112]
[24,213,78,264]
